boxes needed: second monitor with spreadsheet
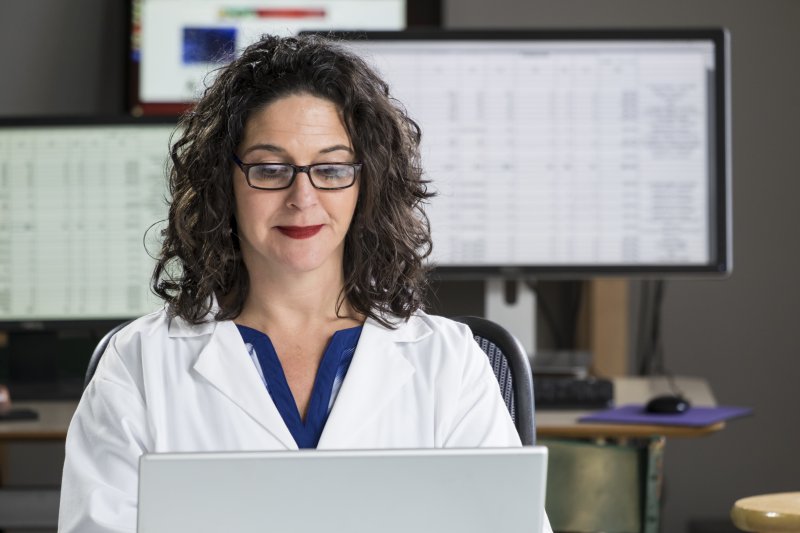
[0,119,176,323]
[331,29,732,276]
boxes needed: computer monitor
[0,118,176,326]
[0,31,730,328]
[326,30,732,276]
[129,0,409,115]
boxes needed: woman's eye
[316,165,347,179]
[253,165,289,179]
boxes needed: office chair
[452,316,536,446]
[84,320,132,390]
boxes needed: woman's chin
[247,239,345,278]
[272,251,332,276]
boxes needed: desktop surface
[1,376,722,441]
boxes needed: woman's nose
[285,170,318,208]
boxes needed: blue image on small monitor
[183,27,237,64]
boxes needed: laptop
[137,447,548,533]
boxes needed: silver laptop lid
[138,447,548,533]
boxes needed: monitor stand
[484,278,536,357]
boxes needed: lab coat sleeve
[440,323,522,448]
[441,322,554,533]
[58,341,151,533]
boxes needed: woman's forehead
[240,94,351,153]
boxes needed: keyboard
[533,376,614,410]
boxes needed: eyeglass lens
[247,163,356,189]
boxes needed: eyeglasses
[232,154,361,190]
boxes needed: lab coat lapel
[317,316,429,448]
[191,320,297,450]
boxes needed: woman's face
[233,93,360,279]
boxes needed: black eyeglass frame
[232,154,362,191]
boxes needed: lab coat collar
[166,301,219,338]
[182,306,433,450]
[317,314,431,448]
[192,319,298,450]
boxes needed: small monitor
[328,30,732,276]
[129,0,408,115]
[0,118,176,325]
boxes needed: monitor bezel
[314,28,732,278]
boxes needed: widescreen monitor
[328,30,732,276]
[0,119,176,325]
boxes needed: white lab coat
[59,307,552,533]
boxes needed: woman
[59,34,552,533]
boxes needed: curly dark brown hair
[152,34,435,328]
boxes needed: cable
[636,280,686,397]
[636,280,654,375]
[567,281,584,350]
[649,280,665,373]
[525,280,566,349]
[636,279,664,375]
[526,280,585,351]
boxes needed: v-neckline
[236,324,362,447]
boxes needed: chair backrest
[451,316,536,446]
[84,320,132,390]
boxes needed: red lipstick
[277,225,323,239]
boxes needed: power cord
[636,280,685,397]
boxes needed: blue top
[236,324,363,449]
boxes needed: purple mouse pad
[578,405,752,427]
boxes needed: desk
[2,377,721,441]
[537,375,724,439]
[0,401,75,529]
[536,376,724,533]
[0,400,78,441]
[1,377,723,533]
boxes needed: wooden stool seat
[731,492,800,532]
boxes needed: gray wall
[2,1,799,532]
[0,0,125,116]
[446,1,800,531]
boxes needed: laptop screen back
[137,447,548,533]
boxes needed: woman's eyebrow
[241,143,285,156]
[241,143,353,156]
[319,144,354,154]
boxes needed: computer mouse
[644,394,691,414]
